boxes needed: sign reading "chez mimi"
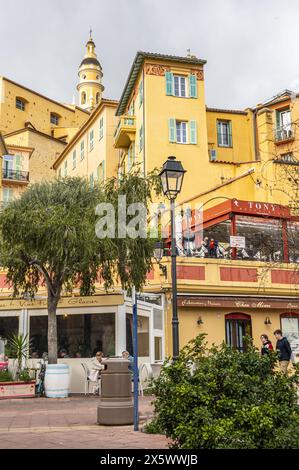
[178,296,299,310]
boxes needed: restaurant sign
[178,296,299,310]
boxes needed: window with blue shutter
[15,154,21,179]
[90,129,94,151]
[139,79,143,108]
[189,74,197,98]
[217,121,232,147]
[189,120,197,144]
[72,150,76,169]
[165,72,174,96]
[80,140,85,160]
[99,117,104,140]
[168,118,176,142]
[64,160,68,177]
[139,125,143,151]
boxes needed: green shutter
[189,74,197,98]
[189,120,197,144]
[15,155,21,178]
[228,121,232,147]
[139,125,143,151]
[217,121,221,146]
[139,80,143,107]
[165,72,174,96]
[168,118,176,142]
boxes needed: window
[276,108,292,141]
[129,100,135,116]
[89,130,94,151]
[287,221,299,263]
[281,314,299,356]
[80,140,85,160]
[217,121,232,147]
[72,150,76,170]
[3,187,14,206]
[89,172,94,186]
[128,143,135,171]
[174,76,186,97]
[97,161,105,183]
[29,313,115,358]
[276,152,297,164]
[166,72,197,98]
[0,316,19,341]
[139,125,143,151]
[139,79,143,108]
[176,121,187,144]
[236,215,283,262]
[81,92,86,105]
[99,117,104,140]
[225,313,252,352]
[64,160,67,177]
[50,113,59,125]
[96,92,100,104]
[16,97,25,111]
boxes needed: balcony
[114,115,136,149]
[2,168,29,183]
[274,124,295,144]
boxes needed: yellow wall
[4,129,66,183]
[0,77,89,142]
[54,103,119,183]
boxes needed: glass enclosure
[29,313,115,358]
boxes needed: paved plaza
[0,395,169,449]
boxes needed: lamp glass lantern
[159,156,186,200]
[154,241,164,262]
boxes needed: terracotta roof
[116,51,207,116]
[206,107,248,115]
[1,76,90,115]
[3,127,67,145]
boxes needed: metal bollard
[97,357,133,425]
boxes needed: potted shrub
[0,334,36,399]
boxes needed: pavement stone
[0,395,168,449]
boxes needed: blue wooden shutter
[189,74,197,98]
[189,120,197,144]
[168,118,176,142]
[217,121,222,146]
[15,154,21,178]
[165,72,174,96]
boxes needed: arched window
[96,92,100,104]
[81,92,86,105]
[225,313,252,352]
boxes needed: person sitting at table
[89,351,104,394]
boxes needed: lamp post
[159,156,186,360]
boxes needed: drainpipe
[252,108,260,161]
[142,66,146,176]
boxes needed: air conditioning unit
[209,149,217,161]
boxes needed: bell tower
[77,30,104,111]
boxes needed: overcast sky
[1,0,299,109]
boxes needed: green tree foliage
[150,335,299,449]
[0,175,161,364]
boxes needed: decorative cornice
[145,63,171,76]
[190,68,204,80]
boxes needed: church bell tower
[77,30,104,111]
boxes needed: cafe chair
[81,363,99,395]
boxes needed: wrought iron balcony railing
[2,169,29,182]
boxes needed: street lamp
[159,156,186,360]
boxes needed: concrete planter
[0,381,36,399]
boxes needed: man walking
[274,329,292,374]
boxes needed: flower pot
[44,364,70,398]
[0,381,35,399]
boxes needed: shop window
[0,317,19,341]
[29,313,115,358]
[202,220,231,257]
[287,221,299,263]
[126,314,149,357]
[236,215,283,262]
[225,313,252,352]
[281,313,299,357]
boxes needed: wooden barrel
[44,364,70,398]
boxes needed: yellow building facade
[0,46,298,369]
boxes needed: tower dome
[77,31,104,110]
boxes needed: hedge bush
[150,335,299,449]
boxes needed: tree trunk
[48,294,59,364]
